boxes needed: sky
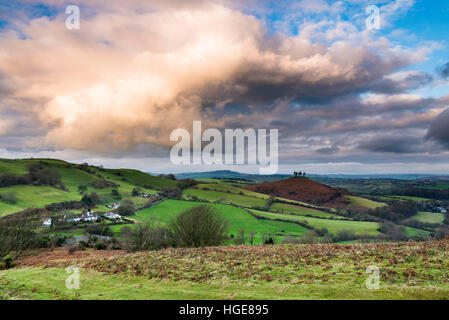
[0,0,449,174]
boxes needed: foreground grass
[1,240,448,300]
[1,267,448,300]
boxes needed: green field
[0,158,175,217]
[347,196,385,209]
[412,212,445,224]
[2,240,448,300]
[193,183,269,199]
[250,209,381,236]
[130,199,308,243]
[182,189,268,208]
[269,202,344,219]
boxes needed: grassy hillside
[130,199,309,243]
[346,196,385,209]
[411,212,445,224]
[182,188,268,208]
[2,240,448,300]
[269,202,345,219]
[0,158,175,217]
[250,209,381,236]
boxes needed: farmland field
[269,202,344,219]
[346,196,385,209]
[182,189,268,208]
[411,212,445,224]
[249,209,381,235]
[131,199,308,243]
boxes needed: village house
[438,207,447,214]
[80,211,100,221]
[103,212,121,220]
[106,202,120,209]
[42,218,52,227]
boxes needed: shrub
[90,180,119,189]
[160,186,182,199]
[86,224,113,237]
[334,230,358,242]
[0,254,15,270]
[111,189,121,199]
[299,230,319,244]
[121,221,173,252]
[0,217,38,259]
[169,205,229,248]
[281,235,300,244]
[233,228,246,245]
[118,199,135,216]
[0,192,17,204]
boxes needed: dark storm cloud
[358,135,423,154]
[369,71,433,94]
[426,108,449,148]
[437,62,449,79]
[316,146,340,155]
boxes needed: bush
[160,186,182,199]
[0,254,15,270]
[0,217,38,259]
[121,221,173,252]
[111,189,121,199]
[0,192,17,204]
[86,224,113,237]
[299,230,319,244]
[169,205,229,248]
[90,180,119,189]
[233,228,246,245]
[334,230,357,242]
[262,233,275,245]
[118,199,135,216]
[281,235,300,244]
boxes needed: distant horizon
[2,156,449,177]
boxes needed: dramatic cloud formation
[0,0,448,172]
[426,108,449,148]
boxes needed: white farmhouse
[42,218,52,227]
[104,212,121,220]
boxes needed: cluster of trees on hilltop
[0,162,65,190]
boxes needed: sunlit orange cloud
[0,0,432,155]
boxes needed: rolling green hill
[249,209,381,236]
[0,158,175,217]
[130,199,309,243]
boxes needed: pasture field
[0,159,172,216]
[249,209,381,236]
[130,199,308,243]
[269,202,344,219]
[404,227,432,237]
[346,196,385,209]
[412,212,445,224]
[193,183,270,199]
[1,240,448,300]
[0,185,81,217]
[182,189,268,208]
